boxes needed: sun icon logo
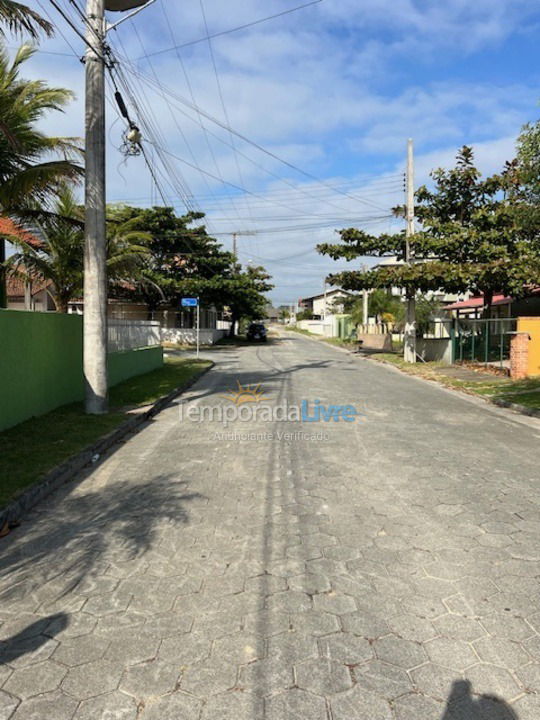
[221,381,268,405]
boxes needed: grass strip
[0,357,211,508]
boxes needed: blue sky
[18,0,540,304]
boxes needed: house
[1,219,57,311]
[298,288,354,319]
[444,290,540,319]
[265,304,280,322]
[372,256,469,309]
[6,274,56,312]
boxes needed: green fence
[335,314,355,340]
[0,310,163,431]
[452,318,516,368]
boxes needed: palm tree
[0,45,82,209]
[0,1,53,40]
[6,186,151,312]
[0,44,83,305]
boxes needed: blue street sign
[181,297,198,307]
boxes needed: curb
[0,362,214,531]
[491,397,540,418]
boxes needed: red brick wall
[510,332,529,379]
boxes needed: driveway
[1,332,540,719]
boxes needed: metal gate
[452,318,516,369]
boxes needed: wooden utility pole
[83,0,108,413]
[404,138,416,363]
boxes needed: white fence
[297,318,337,337]
[161,327,229,345]
[356,322,394,335]
[108,319,161,352]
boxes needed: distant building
[298,288,354,319]
[6,273,56,312]
[372,256,469,309]
[265,304,280,322]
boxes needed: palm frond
[0,160,83,209]
[0,2,53,39]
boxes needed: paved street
[2,332,540,719]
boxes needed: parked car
[247,322,268,342]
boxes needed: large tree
[219,265,274,336]
[107,205,234,311]
[318,146,540,310]
[107,205,273,332]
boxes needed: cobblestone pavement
[2,333,540,719]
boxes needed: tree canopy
[106,205,273,332]
[318,145,540,306]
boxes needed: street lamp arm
[106,0,157,32]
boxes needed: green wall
[108,346,163,385]
[0,310,163,432]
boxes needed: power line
[159,2,244,228]
[114,54,394,215]
[46,0,109,64]
[198,0,255,227]
[141,0,324,59]
[104,175,404,206]
[144,138,391,220]
[36,0,81,58]
[115,57,390,212]
[125,15,244,229]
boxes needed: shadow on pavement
[0,474,205,604]
[184,359,337,405]
[0,612,67,664]
[441,680,518,719]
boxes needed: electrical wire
[46,0,109,64]
[127,16,244,230]
[36,0,81,58]
[141,0,324,59]
[113,60,390,212]
[198,0,255,226]
[113,45,398,218]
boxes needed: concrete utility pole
[84,0,108,413]
[361,263,369,326]
[404,138,416,364]
[83,0,153,414]
[230,230,256,263]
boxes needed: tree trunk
[229,314,237,337]
[55,294,69,313]
[482,290,494,318]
